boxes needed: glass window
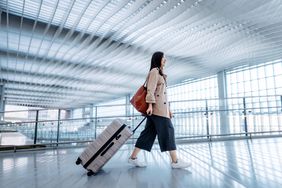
[265,65,274,77]
[167,76,218,102]
[257,66,266,79]
[273,63,282,76]
[226,59,282,133]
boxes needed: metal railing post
[56,109,61,146]
[205,100,210,139]
[243,97,248,136]
[34,110,39,144]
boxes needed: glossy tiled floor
[1,138,282,188]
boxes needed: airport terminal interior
[0,0,282,187]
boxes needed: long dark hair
[150,51,164,76]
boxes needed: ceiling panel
[0,0,282,108]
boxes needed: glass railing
[0,95,281,147]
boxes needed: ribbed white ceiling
[0,0,282,108]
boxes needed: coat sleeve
[146,68,159,104]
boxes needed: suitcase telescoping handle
[132,116,147,134]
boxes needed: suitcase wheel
[87,170,95,176]
[75,157,82,165]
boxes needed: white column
[217,71,229,134]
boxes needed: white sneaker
[128,158,147,167]
[171,159,192,169]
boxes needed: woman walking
[128,52,191,169]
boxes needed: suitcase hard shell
[75,118,146,176]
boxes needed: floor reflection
[0,138,282,188]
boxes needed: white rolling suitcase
[75,117,146,176]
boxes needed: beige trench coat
[145,68,170,118]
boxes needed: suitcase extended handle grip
[132,116,147,134]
